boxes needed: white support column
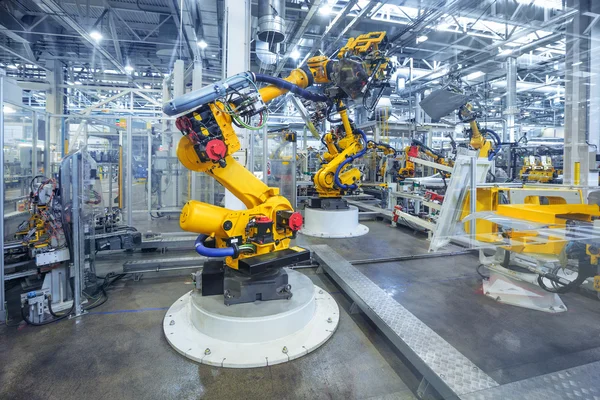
[505,57,518,143]
[564,0,594,186]
[192,57,203,92]
[45,60,63,155]
[223,0,251,210]
[191,57,203,200]
[589,3,600,172]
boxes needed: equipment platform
[298,221,600,400]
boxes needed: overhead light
[90,30,102,42]
[499,48,513,56]
[197,40,208,49]
[290,49,301,60]
[493,97,501,101]
[143,84,151,89]
[465,71,484,80]
[7,64,18,70]
[66,81,75,86]
[490,109,496,112]
[572,61,583,66]
[124,64,134,73]
[74,81,82,85]
[3,106,15,113]
[416,35,428,44]
[211,54,216,58]
[319,4,332,15]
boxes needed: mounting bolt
[169,320,175,326]
[496,296,501,301]
[559,305,565,309]
[204,348,211,355]
[282,346,288,354]
[549,306,555,311]
[319,290,323,294]
[327,317,332,323]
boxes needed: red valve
[206,139,227,161]
[288,212,303,231]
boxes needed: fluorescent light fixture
[572,61,583,66]
[197,40,208,49]
[499,48,513,56]
[290,49,301,60]
[211,54,216,58]
[124,64,134,73]
[465,71,484,80]
[493,97,501,101]
[490,109,496,112]
[516,0,562,9]
[3,106,15,113]
[416,35,428,44]
[90,30,102,42]
[74,81,82,85]
[319,4,332,15]
[143,84,151,89]
[7,64,18,70]
[66,81,74,86]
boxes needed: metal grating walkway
[312,244,600,399]
[311,244,498,399]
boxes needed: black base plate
[307,197,349,210]
[237,248,311,275]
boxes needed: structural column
[223,0,251,209]
[505,57,517,143]
[564,0,594,186]
[45,60,63,155]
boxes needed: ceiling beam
[0,43,50,71]
[273,0,323,76]
[32,0,130,75]
[107,9,124,65]
[299,0,358,66]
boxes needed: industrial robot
[163,30,394,303]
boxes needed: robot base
[163,268,339,368]
[300,205,369,238]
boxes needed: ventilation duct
[255,40,278,71]
[257,0,286,43]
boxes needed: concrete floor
[4,217,600,399]
[0,220,420,400]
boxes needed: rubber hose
[194,234,235,258]
[254,74,330,103]
[483,129,501,161]
[334,129,368,191]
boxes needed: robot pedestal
[300,205,369,238]
[163,268,339,368]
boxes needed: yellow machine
[461,186,600,293]
[164,31,393,304]
[395,139,453,182]
[458,103,501,160]
[306,31,394,209]
[519,155,557,183]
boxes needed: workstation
[2,1,600,399]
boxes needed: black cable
[476,264,490,280]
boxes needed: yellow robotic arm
[164,68,324,305]
[458,103,500,160]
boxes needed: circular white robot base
[163,269,339,368]
[300,205,369,238]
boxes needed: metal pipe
[257,0,286,43]
[72,152,82,316]
[469,157,478,248]
[126,116,133,226]
[0,76,5,322]
[147,131,152,219]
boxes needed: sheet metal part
[311,244,499,399]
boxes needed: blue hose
[254,74,330,103]
[484,129,501,161]
[334,129,368,191]
[194,234,235,258]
